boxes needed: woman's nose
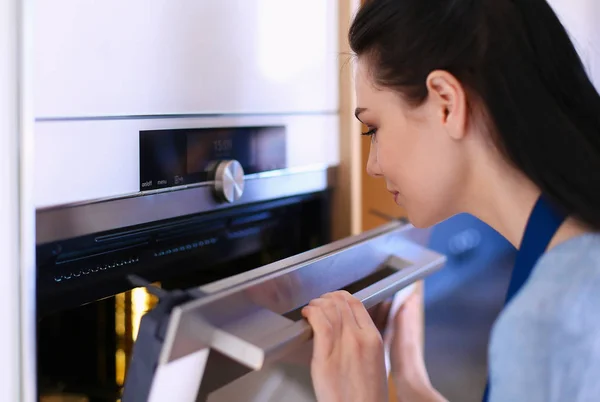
[366,144,383,178]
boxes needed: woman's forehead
[354,59,379,98]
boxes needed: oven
[36,117,445,402]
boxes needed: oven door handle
[255,255,424,367]
[160,222,446,371]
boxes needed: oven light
[115,284,160,388]
[131,287,152,341]
[116,348,126,387]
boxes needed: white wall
[33,0,339,118]
[547,0,600,89]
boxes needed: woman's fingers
[339,291,378,330]
[309,296,342,336]
[303,290,385,362]
[301,305,334,360]
[315,291,378,330]
[304,290,390,402]
[323,292,360,330]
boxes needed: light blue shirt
[489,233,600,402]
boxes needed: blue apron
[482,194,567,401]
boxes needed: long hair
[350,0,600,229]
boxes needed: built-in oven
[36,119,329,398]
[37,190,330,400]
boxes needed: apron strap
[482,194,567,401]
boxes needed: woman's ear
[426,70,468,140]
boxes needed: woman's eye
[361,127,377,137]
[362,127,378,142]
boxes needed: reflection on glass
[131,287,154,341]
[114,285,159,389]
[115,349,126,387]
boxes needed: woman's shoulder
[538,231,600,272]
[496,233,600,331]
[533,231,600,300]
[509,232,600,322]
[489,232,600,401]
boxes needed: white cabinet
[34,0,339,118]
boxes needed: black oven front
[36,164,333,402]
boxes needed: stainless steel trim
[159,221,446,370]
[34,110,339,123]
[36,166,333,245]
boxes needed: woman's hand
[301,290,389,402]
[385,290,447,402]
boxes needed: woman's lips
[388,190,399,203]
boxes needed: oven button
[213,160,245,203]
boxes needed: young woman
[300,0,600,401]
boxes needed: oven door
[123,221,445,402]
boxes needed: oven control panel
[139,125,286,191]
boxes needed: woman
[301,0,600,401]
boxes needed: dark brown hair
[350,0,600,229]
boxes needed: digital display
[139,126,286,191]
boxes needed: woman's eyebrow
[354,107,367,121]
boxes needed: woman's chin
[406,216,432,229]
[405,209,449,229]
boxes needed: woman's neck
[464,159,589,250]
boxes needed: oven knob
[213,160,245,203]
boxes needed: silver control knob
[213,160,245,203]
